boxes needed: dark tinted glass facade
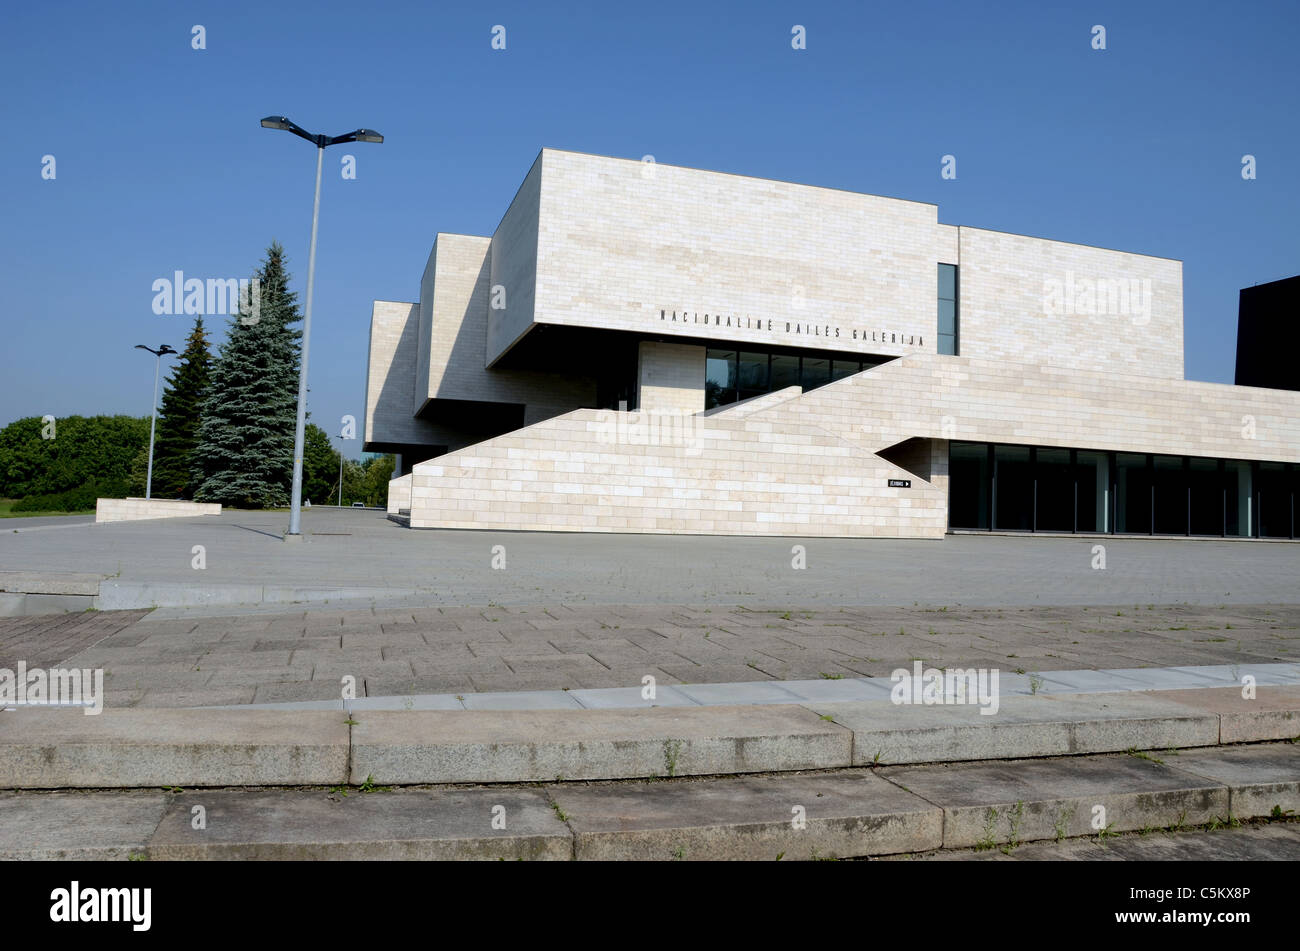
[705,348,883,409]
[1235,274,1300,392]
[950,441,1297,538]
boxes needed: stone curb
[95,581,419,612]
[1,687,1296,790]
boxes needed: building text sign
[659,309,923,348]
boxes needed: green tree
[127,445,149,497]
[360,454,396,506]
[340,457,365,505]
[0,415,148,503]
[151,316,212,499]
[193,242,302,508]
[301,422,339,505]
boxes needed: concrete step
[0,709,349,788]
[95,581,417,611]
[1,743,1295,860]
[890,819,1300,861]
[2,686,1297,789]
[0,571,105,616]
[0,571,105,596]
[349,705,849,784]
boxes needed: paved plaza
[1,508,1297,707]
[0,600,1290,708]
[2,508,1299,609]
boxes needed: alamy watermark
[151,271,261,324]
[890,661,1000,715]
[591,402,703,453]
[1043,270,1151,325]
[0,663,105,715]
[50,881,151,931]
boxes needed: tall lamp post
[259,115,383,539]
[134,344,177,500]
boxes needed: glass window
[949,442,990,530]
[1076,451,1109,532]
[1225,460,1252,537]
[939,263,957,300]
[938,264,959,356]
[1292,463,1300,538]
[1116,453,1151,534]
[943,443,1291,540]
[1258,462,1292,538]
[1152,455,1188,535]
[938,298,956,336]
[770,354,800,391]
[994,445,1033,531]
[1188,457,1222,536]
[1036,448,1074,532]
[801,357,830,391]
[704,349,737,409]
[737,351,769,402]
[830,360,861,382]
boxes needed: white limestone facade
[366,149,1300,538]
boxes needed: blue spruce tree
[193,242,302,507]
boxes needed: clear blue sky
[3,0,1297,453]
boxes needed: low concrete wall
[95,498,221,523]
[387,474,413,514]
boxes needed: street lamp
[260,115,383,538]
[134,344,177,500]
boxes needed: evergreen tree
[193,242,302,508]
[301,422,340,505]
[150,316,212,499]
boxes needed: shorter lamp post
[134,344,177,500]
[333,433,346,507]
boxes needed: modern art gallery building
[365,149,1300,539]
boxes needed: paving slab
[137,687,257,708]
[568,685,700,709]
[251,681,350,704]
[674,681,810,705]
[146,788,570,860]
[552,770,940,861]
[0,708,349,788]
[1166,743,1300,819]
[0,790,166,859]
[349,705,852,784]
[1223,663,1300,686]
[806,692,1218,765]
[363,675,475,696]
[1101,666,1239,689]
[205,666,305,686]
[459,689,584,711]
[1033,669,1158,693]
[882,753,1230,849]
[1153,685,1300,742]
